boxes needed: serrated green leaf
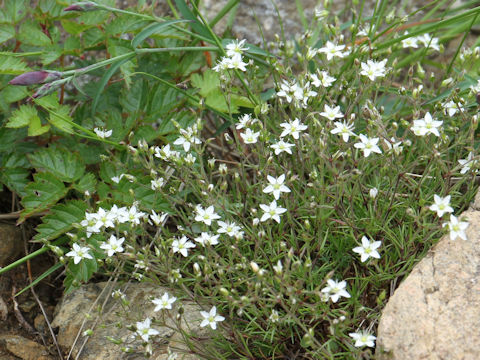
[83,27,104,47]
[20,172,68,222]
[0,24,15,43]
[0,55,30,75]
[73,173,96,193]
[131,19,189,48]
[61,19,91,35]
[33,93,59,110]
[2,0,27,24]
[48,105,74,133]
[18,21,52,47]
[28,147,85,182]
[28,115,50,136]
[105,14,149,35]
[191,69,220,97]
[0,86,29,105]
[6,105,38,129]
[0,167,30,196]
[40,49,63,65]
[0,128,24,152]
[33,200,88,242]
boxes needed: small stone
[0,334,53,360]
[0,224,22,267]
[376,208,480,359]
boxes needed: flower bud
[9,70,62,86]
[64,1,99,12]
[369,187,378,199]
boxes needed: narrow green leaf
[15,262,63,297]
[91,54,135,115]
[131,19,189,48]
[174,0,213,41]
[48,105,74,133]
[33,200,88,242]
[28,147,85,182]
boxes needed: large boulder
[51,282,208,360]
[376,192,480,359]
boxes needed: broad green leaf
[33,200,88,242]
[48,105,74,133]
[73,173,97,193]
[2,0,27,24]
[131,19,189,48]
[28,147,85,182]
[1,152,30,168]
[83,27,104,47]
[0,24,15,43]
[191,69,220,97]
[0,128,24,152]
[20,172,68,222]
[0,55,30,75]
[41,49,63,65]
[18,21,52,47]
[0,86,29,105]
[61,19,92,35]
[105,14,149,35]
[28,115,50,136]
[0,167,30,196]
[6,105,38,129]
[231,94,255,109]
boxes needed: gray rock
[0,334,53,360]
[376,203,480,359]
[0,224,22,268]
[51,282,207,360]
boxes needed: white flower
[259,200,287,223]
[443,100,464,117]
[154,144,181,161]
[100,235,125,257]
[401,32,419,48]
[272,260,283,275]
[417,33,440,51]
[136,318,159,342]
[442,214,469,240]
[320,104,344,121]
[263,174,291,200]
[429,194,454,218]
[226,54,248,71]
[111,174,125,183]
[240,128,260,144]
[354,134,382,157]
[349,331,376,348]
[236,114,257,130]
[321,279,351,303]
[152,292,177,311]
[318,41,347,60]
[369,187,378,199]
[173,126,201,152]
[212,57,230,72]
[149,210,168,226]
[360,59,388,81]
[270,140,295,155]
[458,152,478,174]
[66,243,93,264]
[200,306,225,330]
[194,232,220,246]
[94,127,112,139]
[279,118,308,139]
[95,207,116,229]
[172,236,196,257]
[80,212,101,238]
[352,236,381,262]
[269,309,280,323]
[330,121,355,142]
[225,39,248,57]
[125,205,146,225]
[195,205,221,226]
[217,221,241,237]
[151,177,165,190]
[384,137,403,155]
[310,71,335,88]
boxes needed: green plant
[1,0,480,359]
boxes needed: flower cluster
[213,39,249,72]
[402,32,440,51]
[429,194,469,241]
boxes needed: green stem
[136,46,218,54]
[0,237,68,275]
